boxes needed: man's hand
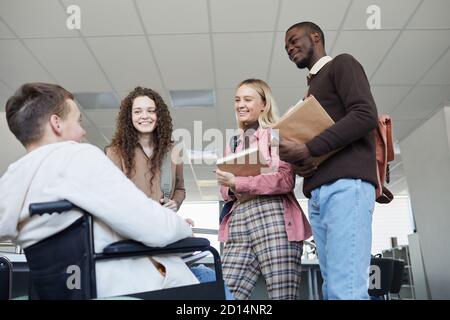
[215,169,236,189]
[185,218,195,227]
[293,159,317,178]
[279,138,313,164]
[160,199,178,212]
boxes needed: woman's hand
[160,198,178,212]
[215,169,236,189]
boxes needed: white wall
[400,106,450,299]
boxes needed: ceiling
[1,0,449,200]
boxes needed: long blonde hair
[235,79,279,129]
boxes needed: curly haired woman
[106,87,185,212]
[106,87,234,299]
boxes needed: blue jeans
[190,264,234,300]
[308,179,375,300]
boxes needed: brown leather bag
[374,115,395,203]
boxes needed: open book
[216,146,269,177]
[272,95,336,166]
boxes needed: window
[178,201,220,253]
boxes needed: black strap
[230,135,239,153]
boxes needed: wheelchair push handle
[29,200,76,217]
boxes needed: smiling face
[285,27,315,69]
[131,96,158,134]
[234,84,266,127]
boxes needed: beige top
[106,145,186,210]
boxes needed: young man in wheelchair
[0,82,230,299]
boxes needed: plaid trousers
[222,195,303,300]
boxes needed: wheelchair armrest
[102,237,211,256]
[29,200,76,216]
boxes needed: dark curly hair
[109,87,173,190]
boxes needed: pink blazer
[219,127,312,242]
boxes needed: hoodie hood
[0,142,73,241]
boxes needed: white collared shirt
[309,55,333,75]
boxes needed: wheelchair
[3,200,226,300]
[0,254,12,300]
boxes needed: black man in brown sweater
[279,21,379,300]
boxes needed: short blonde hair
[235,79,279,129]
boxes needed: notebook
[272,95,336,166]
[216,146,269,177]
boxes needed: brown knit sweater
[105,145,186,209]
[303,53,379,197]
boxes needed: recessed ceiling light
[169,89,215,108]
[74,92,119,110]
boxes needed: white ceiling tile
[407,0,450,29]
[97,126,116,140]
[0,40,53,90]
[278,0,351,31]
[82,123,109,149]
[87,36,163,92]
[371,86,411,115]
[118,89,169,106]
[0,96,8,112]
[118,91,130,99]
[150,34,214,89]
[0,0,77,37]
[171,108,219,124]
[393,119,422,141]
[215,89,236,122]
[391,85,450,120]
[343,0,421,30]
[0,19,14,38]
[421,49,450,85]
[214,33,273,88]
[85,110,118,127]
[210,0,278,32]
[332,30,399,77]
[269,31,337,87]
[24,37,112,92]
[60,0,144,36]
[0,81,13,97]
[172,109,219,133]
[371,30,450,85]
[271,87,308,115]
[136,0,209,34]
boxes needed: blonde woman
[215,79,312,299]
